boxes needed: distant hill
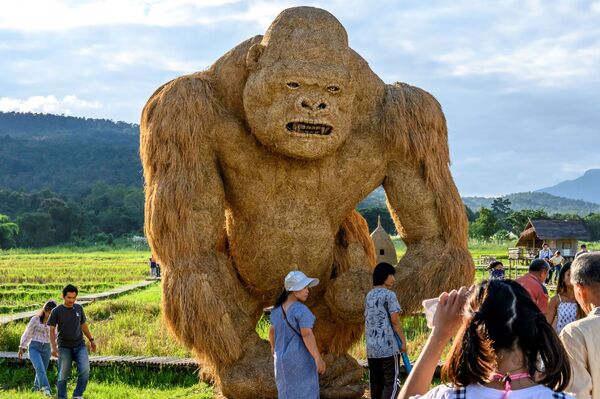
[358,186,386,209]
[3,111,599,217]
[0,112,141,196]
[360,187,600,216]
[538,169,600,204]
[463,192,600,216]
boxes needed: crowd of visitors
[16,248,599,399]
[269,251,599,399]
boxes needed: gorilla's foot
[218,338,277,399]
[320,353,365,399]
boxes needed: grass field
[0,285,189,358]
[0,359,214,398]
[394,237,527,260]
[0,282,431,398]
[2,241,597,397]
[0,250,149,314]
[0,238,518,316]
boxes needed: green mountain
[359,187,600,216]
[463,192,600,216]
[3,112,598,218]
[538,169,600,204]
[0,111,141,196]
[357,186,386,209]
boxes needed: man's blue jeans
[57,343,90,399]
[28,340,51,391]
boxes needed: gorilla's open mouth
[286,122,332,136]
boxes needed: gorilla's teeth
[286,122,331,135]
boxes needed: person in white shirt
[539,243,553,260]
[18,299,57,396]
[549,251,565,285]
[399,280,573,399]
[560,253,600,399]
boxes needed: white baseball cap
[284,271,319,292]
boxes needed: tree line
[468,197,600,241]
[359,197,600,243]
[2,186,600,249]
[0,183,143,248]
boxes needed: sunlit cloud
[0,95,102,115]
[73,45,210,73]
[0,0,288,31]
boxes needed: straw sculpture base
[140,6,474,398]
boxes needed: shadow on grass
[0,359,201,391]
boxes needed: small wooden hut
[370,216,398,265]
[515,219,590,258]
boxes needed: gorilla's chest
[215,128,385,294]
[217,131,385,220]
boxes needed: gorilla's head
[243,7,356,160]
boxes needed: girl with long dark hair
[547,262,584,333]
[400,280,573,399]
[18,299,58,396]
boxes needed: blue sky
[1,0,599,197]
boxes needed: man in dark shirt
[576,244,589,258]
[48,284,96,399]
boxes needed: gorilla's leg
[161,252,277,399]
[310,211,375,398]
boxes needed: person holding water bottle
[365,262,409,399]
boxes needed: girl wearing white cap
[269,270,326,399]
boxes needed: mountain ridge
[359,187,600,216]
[2,111,599,217]
[537,169,600,204]
[0,111,141,196]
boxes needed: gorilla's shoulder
[142,74,220,128]
[148,74,216,105]
[381,82,448,151]
[384,82,444,116]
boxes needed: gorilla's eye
[287,82,300,89]
[327,85,340,93]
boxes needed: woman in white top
[549,251,564,285]
[399,280,573,399]
[546,263,583,333]
[18,299,57,396]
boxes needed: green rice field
[0,250,149,314]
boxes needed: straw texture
[140,6,472,398]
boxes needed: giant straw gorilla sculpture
[141,6,474,399]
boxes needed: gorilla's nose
[298,97,329,113]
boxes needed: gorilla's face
[243,62,355,160]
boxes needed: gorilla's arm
[382,82,474,312]
[140,75,257,367]
[141,75,224,262]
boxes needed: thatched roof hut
[370,216,398,265]
[515,219,590,257]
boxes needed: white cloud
[437,38,600,86]
[0,0,279,31]
[74,45,209,73]
[0,95,102,115]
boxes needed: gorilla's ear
[246,44,265,71]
